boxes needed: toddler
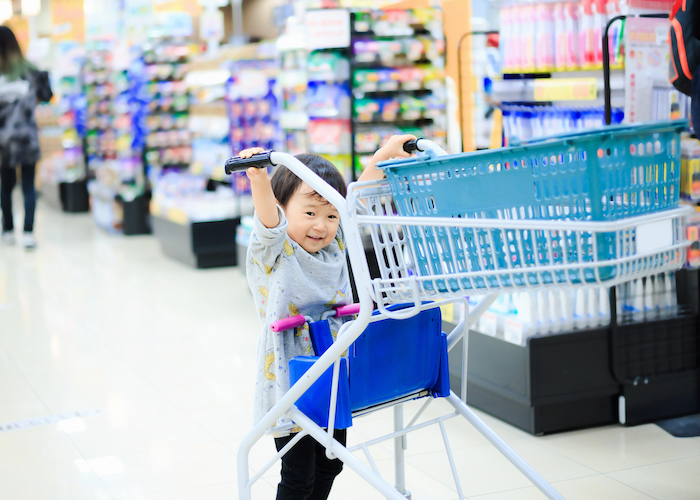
[241,134,415,500]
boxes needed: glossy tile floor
[1,200,699,500]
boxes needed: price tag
[533,78,598,102]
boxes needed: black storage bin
[152,214,239,269]
[612,269,700,425]
[60,180,90,213]
[464,328,619,435]
[119,194,151,235]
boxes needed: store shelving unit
[81,46,150,232]
[459,4,700,433]
[454,271,700,434]
[36,78,89,213]
[141,38,193,179]
[348,8,447,179]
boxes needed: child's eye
[328,214,338,219]
[306,212,315,216]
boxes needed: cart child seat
[287,303,450,429]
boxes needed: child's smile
[283,182,340,254]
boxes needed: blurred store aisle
[0,202,699,500]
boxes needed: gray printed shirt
[247,206,351,427]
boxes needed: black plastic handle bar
[403,138,424,154]
[224,151,276,174]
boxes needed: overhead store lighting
[0,0,12,23]
[21,0,40,16]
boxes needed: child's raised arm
[239,148,280,228]
[358,134,417,183]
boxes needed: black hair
[271,154,346,208]
[0,26,26,77]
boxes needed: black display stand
[460,270,700,435]
[612,270,700,426]
[152,214,239,269]
[60,180,90,213]
[464,328,619,435]
[118,194,151,235]
[41,180,89,213]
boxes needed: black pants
[274,429,346,500]
[0,163,36,233]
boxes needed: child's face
[283,182,340,254]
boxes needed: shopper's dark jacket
[0,68,52,168]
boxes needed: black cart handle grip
[224,152,275,174]
[403,138,424,154]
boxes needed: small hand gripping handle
[270,314,306,332]
[224,152,275,174]
[402,138,424,154]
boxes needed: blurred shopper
[0,26,52,250]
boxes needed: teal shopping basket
[377,121,687,291]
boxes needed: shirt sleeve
[249,205,289,269]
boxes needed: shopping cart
[226,121,692,500]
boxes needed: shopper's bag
[668,0,700,96]
[33,70,53,103]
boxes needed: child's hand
[373,134,418,164]
[357,134,418,184]
[238,148,269,183]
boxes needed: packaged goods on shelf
[500,0,624,74]
[685,210,700,269]
[349,7,447,177]
[276,7,446,180]
[615,273,679,324]
[307,119,351,155]
[307,81,351,119]
[36,88,87,186]
[308,51,350,82]
[189,121,232,182]
[134,38,195,178]
[82,45,148,232]
[681,136,700,202]
[502,104,623,143]
[652,85,692,122]
[352,8,443,38]
[82,49,116,166]
[473,287,611,346]
[226,58,281,196]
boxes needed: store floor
[1,200,699,500]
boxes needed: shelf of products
[37,76,87,191]
[349,8,447,176]
[139,38,194,177]
[501,104,624,144]
[82,45,149,233]
[464,270,699,433]
[499,0,625,74]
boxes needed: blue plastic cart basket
[376,121,688,291]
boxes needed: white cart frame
[236,140,691,500]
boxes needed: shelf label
[533,78,598,102]
[305,9,350,51]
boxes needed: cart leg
[289,408,406,500]
[446,393,565,500]
[237,435,254,500]
[393,405,411,498]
